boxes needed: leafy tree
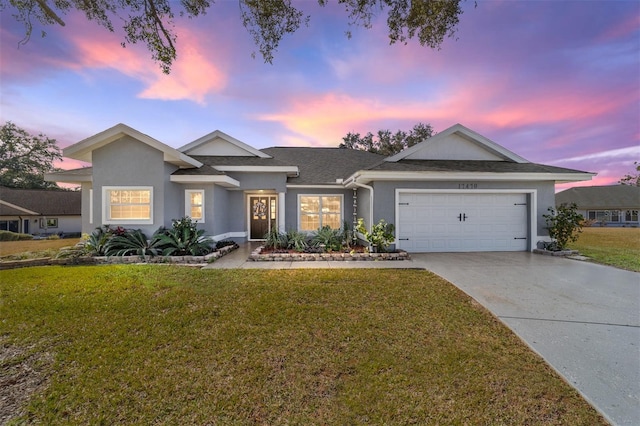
[619,161,639,186]
[0,121,62,189]
[2,0,464,73]
[339,122,434,156]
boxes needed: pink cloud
[64,20,227,104]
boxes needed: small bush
[46,234,60,240]
[286,230,308,252]
[215,240,237,250]
[311,226,342,251]
[543,203,584,250]
[0,230,33,241]
[356,218,395,253]
[264,228,288,250]
[154,217,213,256]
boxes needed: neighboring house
[0,186,82,236]
[556,185,640,227]
[45,123,594,252]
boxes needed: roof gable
[179,130,271,158]
[64,123,201,168]
[385,123,529,163]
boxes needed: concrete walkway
[205,245,639,425]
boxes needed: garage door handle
[399,238,409,241]
[514,237,527,240]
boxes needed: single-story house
[0,186,82,236]
[45,123,594,252]
[556,185,640,227]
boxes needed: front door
[249,195,277,240]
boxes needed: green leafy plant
[311,226,342,252]
[356,218,395,253]
[85,226,114,256]
[264,228,288,250]
[341,220,355,248]
[0,230,33,241]
[105,229,163,257]
[543,203,584,250]
[286,230,308,252]
[155,217,213,256]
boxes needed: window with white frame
[625,210,638,221]
[299,195,343,231]
[103,187,153,224]
[185,190,205,222]
[587,210,620,223]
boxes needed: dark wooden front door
[250,196,277,240]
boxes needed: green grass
[568,227,640,271]
[1,266,606,425]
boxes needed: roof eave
[169,174,240,188]
[347,171,596,185]
[44,172,93,183]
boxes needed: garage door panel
[398,192,529,252]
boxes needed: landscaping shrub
[85,226,114,256]
[311,226,342,251]
[543,203,584,250]
[154,217,213,256]
[215,240,237,249]
[356,218,395,252]
[105,229,164,257]
[286,230,308,251]
[264,228,288,250]
[0,230,33,241]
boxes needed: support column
[278,192,286,232]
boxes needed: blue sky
[1,0,639,189]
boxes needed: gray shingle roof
[0,186,81,216]
[556,185,640,209]
[262,147,385,184]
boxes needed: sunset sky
[1,0,638,190]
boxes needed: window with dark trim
[39,218,58,228]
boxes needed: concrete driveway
[414,252,639,426]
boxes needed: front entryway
[397,192,529,252]
[249,195,277,240]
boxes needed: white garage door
[397,192,529,252]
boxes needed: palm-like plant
[105,229,163,257]
[85,227,112,256]
[286,230,308,252]
[311,226,342,251]
[155,219,213,256]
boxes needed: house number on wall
[458,183,478,189]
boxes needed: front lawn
[568,227,640,271]
[1,266,606,424]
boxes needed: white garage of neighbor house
[46,123,594,252]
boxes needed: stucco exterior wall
[81,182,93,234]
[225,172,287,192]
[92,136,178,236]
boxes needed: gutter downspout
[345,174,374,231]
[352,182,374,228]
